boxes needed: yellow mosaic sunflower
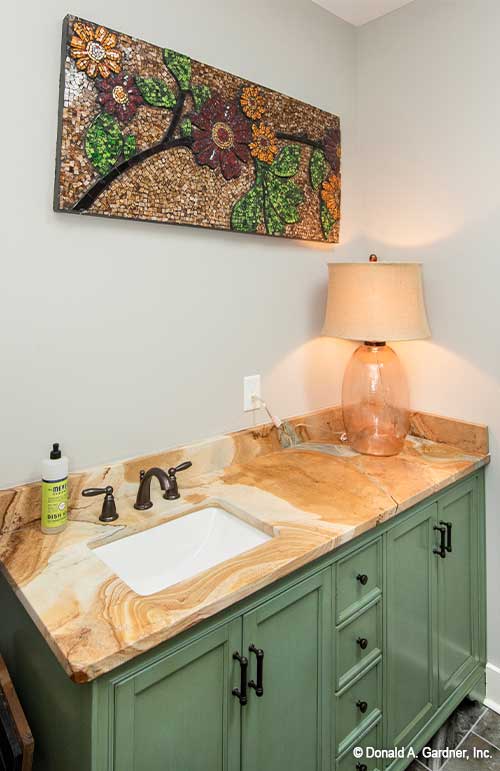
[240,86,266,120]
[70,22,122,79]
[321,174,341,220]
[249,123,278,164]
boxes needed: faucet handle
[82,486,119,523]
[168,461,193,476]
[165,461,193,500]
[82,486,111,496]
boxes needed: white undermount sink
[93,506,272,596]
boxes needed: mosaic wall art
[54,16,341,242]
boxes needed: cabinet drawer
[336,661,382,756]
[336,720,382,771]
[336,601,382,690]
[336,540,382,623]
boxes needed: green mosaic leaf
[265,175,304,224]
[270,145,301,177]
[191,84,211,111]
[263,196,285,236]
[320,200,335,239]
[123,134,136,160]
[85,113,123,176]
[180,118,192,137]
[231,180,264,233]
[309,148,327,191]
[233,160,304,236]
[135,77,176,108]
[163,49,191,89]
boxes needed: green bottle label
[42,478,68,529]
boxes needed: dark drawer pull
[248,644,264,697]
[356,573,368,586]
[356,764,367,771]
[232,652,248,705]
[433,525,447,559]
[357,637,368,650]
[356,700,368,714]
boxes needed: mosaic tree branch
[275,131,323,150]
[73,135,193,211]
[164,89,187,142]
[74,90,190,212]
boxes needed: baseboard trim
[485,662,500,714]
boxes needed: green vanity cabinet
[0,471,487,771]
[240,572,331,771]
[385,501,439,750]
[437,478,481,703]
[106,570,332,771]
[112,621,242,771]
[385,475,485,770]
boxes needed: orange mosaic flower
[70,22,122,79]
[321,174,341,219]
[249,123,278,164]
[240,86,266,120]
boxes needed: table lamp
[322,257,430,456]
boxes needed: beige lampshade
[322,262,430,342]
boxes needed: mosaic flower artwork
[55,16,342,242]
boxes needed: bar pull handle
[232,652,248,706]
[248,644,264,697]
[441,521,452,553]
[433,525,447,559]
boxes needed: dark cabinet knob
[356,764,367,771]
[357,637,368,650]
[356,573,368,586]
[356,700,368,714]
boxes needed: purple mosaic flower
[191,96,252,180]
[97,73,143,123]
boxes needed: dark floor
[408,699,500,770]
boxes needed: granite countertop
[0,408,489,683]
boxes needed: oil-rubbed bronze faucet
[134,462,192,510]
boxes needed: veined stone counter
[0,407,489,682]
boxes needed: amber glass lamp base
[342,343,410,456]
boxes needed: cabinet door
[113,620,241,771]
[437,478,480,703]
[241,570,332,771]
[386,502,438,749]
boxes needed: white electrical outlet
[243,375,261,412]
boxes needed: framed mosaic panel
[54,15,341,242]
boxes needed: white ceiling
[312,0,414,26]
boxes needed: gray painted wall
[1,0,358,486]
[357,0,500,673]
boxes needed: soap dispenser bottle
[41,443,69,534]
